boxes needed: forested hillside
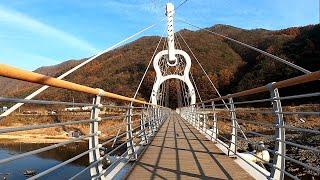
[0,24,319,108]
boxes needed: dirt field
[0,110,142,144]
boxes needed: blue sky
[0,0,319,70]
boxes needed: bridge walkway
[127,112,253,180]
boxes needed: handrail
[179,84,320,179]
[197,71,320,105]
[0,64,150,105]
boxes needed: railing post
[89,90,105,179]
[190,106,194,125]
[147,106,153,135]
[211,101,218,141]
[126,105,137,160]
[158,108,162,124]
[156,107,160,127]
[228,97,237,157]
[152,106,157,132]
[140,106,148,145]
[196,105,200,129]
[267,83,285,180]
[203,114,207,132]
[202,103,207,132]
[191,105,195,125]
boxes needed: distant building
[64,107,81,111]
[81,106,92,111]
[1,106,8,113]
[47,111,57,115]
[68,131,81,138]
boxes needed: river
[0,142,91,179]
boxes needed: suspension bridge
[0,2,319,180]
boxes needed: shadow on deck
[126,112,253,180]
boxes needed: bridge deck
[127,112,253,180]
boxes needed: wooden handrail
[0,64,150,105]
[198,71,320,104]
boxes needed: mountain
[0,24,319,108]
[0,60,83,98]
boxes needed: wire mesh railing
[178,71,320,180]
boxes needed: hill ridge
[0,23,319,108]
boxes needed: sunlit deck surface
[127,112,253,180]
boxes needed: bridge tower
[151,3,196,106]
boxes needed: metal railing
[0,64,170,179]
[178,71,320,180]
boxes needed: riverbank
[0,133,69,144]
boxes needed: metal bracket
[267,82,285,180]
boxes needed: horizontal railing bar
[235,138,302,180]
[223,130,320,174]
[279,111,320,115]
[280,125,320,134]
[239,134,320,174]
[0,114,136,134]
[100,122,147,147]
[95,139,144,180]
[99,114,141,121]
[277,152,320,173]
[92,118,156,179]
[236,136,276,154]
[186,117,317,179]
[210,129,301,180]
[0,64,150,105]
[214,109,318,116]
[93,149,132,180]
[201,93,320,107]
[0,114,151,164]
[0,119,94,134]
[232,98,272,105]
[0,133,96,164]
[190,123,271,178]
[278,92,320,100]
[205,99,272,107]
[196,71,320,105]
[235,110,319,116]
[0,97,94,107]
[235,110,273,114]
[70,146,132,179]
[101,104,146,109]
[27,144,100,180]
[278,139,320,153]
[29,120,150,180]
[247,131,270,137]
[106,137,136,156]
[236,119,275,127]
[216,115,231,120]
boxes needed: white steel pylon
[151,3,196,106]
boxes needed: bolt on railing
[228,97,237,157]
[89,92,104,179]
[267,82,286,180]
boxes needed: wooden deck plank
[126,112,254,180]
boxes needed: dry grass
[0,109,143,144]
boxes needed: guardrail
[0,64,170,179]
[178,71,320,180]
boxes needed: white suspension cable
[177,18,311,74]
[177,31,224,102]
[132,29,166,100]
[1,18,165,119]
[178,31,248,140]
[175,0,190,11]
[175,35,190,106]
[190,72,203,102]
